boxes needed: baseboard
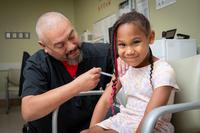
[0,98,21,108]
[0,90,20,108]
[0,91,18,100]
[0,91,5,99]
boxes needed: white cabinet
[150,39,197,61]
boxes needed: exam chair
[52,90,104,133]
[141,55,200,133]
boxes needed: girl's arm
[135,86,173,133]
[89,76,122,127]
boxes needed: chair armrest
[52,108,59,133]
[52,90,104,133]
[141,101,200,133]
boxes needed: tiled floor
[0,106,25,133]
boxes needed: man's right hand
[73,67,101,92]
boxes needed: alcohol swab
[100,72,112,77]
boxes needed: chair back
[169,55,200,133]
[19,51,30,96]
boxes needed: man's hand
[73,67,101,92]
[117,57,129,77]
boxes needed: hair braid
[149,48,154,89]
[110,32,118,114]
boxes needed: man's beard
[65,50,83,65]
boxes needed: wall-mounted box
[5,32,30,39]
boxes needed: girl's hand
[117,57,129,76]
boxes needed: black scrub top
[21,42,113,133]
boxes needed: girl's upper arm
[99,76,122,105]
[145,86,173,114]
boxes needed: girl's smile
[117,23,150,68]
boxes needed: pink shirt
[97,59,179,133]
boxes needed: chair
[51,89,126,133]
[19,51,30,97]
[18,51,30,132]
[52,90,104,133]
[5,51,30,114]
[5,68,21,114]
[141,55,200,133]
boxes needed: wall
[74,0,200,46]
[0,0,75,64]
[1,0,198,66]
[74,0,123,34]
[0,0,75,98]
[0,0,199,98]
[149,0,200,46]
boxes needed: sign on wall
[97,0,112,12]
[156,0,176,10]
[93,13,117,43]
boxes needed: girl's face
[117,23,154,68]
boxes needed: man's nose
[65,40,76,51]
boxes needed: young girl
[81,11,179,133]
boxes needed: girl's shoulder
[153,59,175,74]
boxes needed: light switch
[5,32,11,39]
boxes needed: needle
[100,72,112,77]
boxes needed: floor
[0,105,25,133]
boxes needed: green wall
[74,0,200,45]
[0,0,75,63]
[0,0,199,97]
[74,0,123,34]
[0,0,75,97]
[149,0,200,45]
[1,0,199,64]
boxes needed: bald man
[21,12,113,133]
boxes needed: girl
[81,11,179,133]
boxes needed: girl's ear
[149,30,155,45]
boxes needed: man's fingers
[88,67,101,80]
[90,67,102,74]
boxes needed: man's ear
[38,41,45,47]
[38,41,48,53]
[149,30,155,45]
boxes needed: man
[21,12,113,133]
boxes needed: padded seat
[141,55,200,133]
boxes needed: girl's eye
[132,40,141,44]
[118,43,126,48]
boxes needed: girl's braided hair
[110,10,154,114]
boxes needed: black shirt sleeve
[21,51,49,97]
